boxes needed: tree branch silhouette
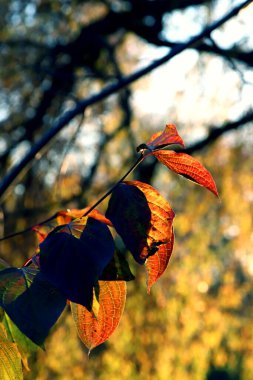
[0,0,252,200]
[184,110,253,154]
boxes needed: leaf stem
[82,153,144,217]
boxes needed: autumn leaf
[106,181,175,264]
[33,207,112,245]
[136,124,218,196]
[146,227,174,293]
[0,267,66,345]
[153,151,218,196]
[39,217,115,308]
[0,323,23,380]
[56,208,113,227]
[71,280,126,352]
[137,124,185,153]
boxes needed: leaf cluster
[0,124,218,376]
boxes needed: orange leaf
[153,151,218,196]
[56,208,112,227]
[126,181,175,259]
[146,227,174,293]
[106,181,175,263]
[71,281,126,352]
[137,124,185,153]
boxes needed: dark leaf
[33,208,112,245]
[100,251,135,281]
[0,267,66,346]
[39,217,115,309]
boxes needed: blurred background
[0,0,253,379]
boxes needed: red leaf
[146,227,174,293]
[32,226,48,244]
[71,280,126,352]
[137,124,185,153]
[153,151,218,196]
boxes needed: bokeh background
[1,1,253,379]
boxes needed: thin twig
[0,154,144,241]
[82,154,144,217]
[0,213,57,242]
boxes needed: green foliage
[0,322,23,380]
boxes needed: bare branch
[185,109,253,154]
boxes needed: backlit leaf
[137,124,185,153]
[0,323,23,380]
[106,181,175,264]
[146,227,174,293]
[153,151,218,196]
[56,208,113,227]
[3,313,39,372]
[0,267,66,346]
[71,280,126,352]
[39,217,115,309]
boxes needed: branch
[154,38,253,68]
[184,109,253,154]
[0,0,251,200]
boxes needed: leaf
[146,227,174,293]
[56,208,113,227]
[39,217,115,309]
[0,267,66,345]
[0,323,23,380]
[137,124,185,153]
[153,151,218,196]
[106,181,175,264]
[2,312,39,372]
[33,208,112,245]
[71,280,126,352]
[3,313,39,371]
[100,250,135,282]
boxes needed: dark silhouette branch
[184,109,253,154]
[0,0,251,200]
[151,37,253,68]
